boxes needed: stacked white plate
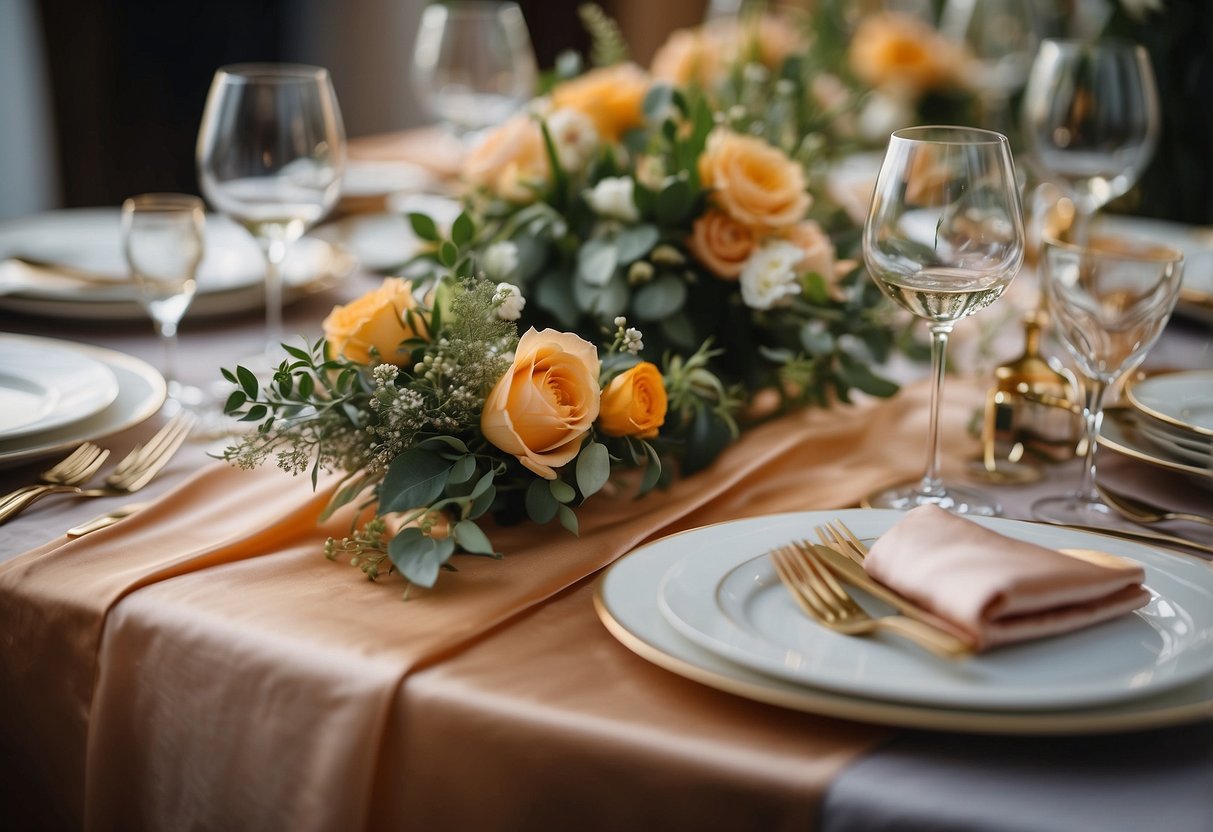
[0,334,165,468]
[1125,372,1213,470]
[596,509,1213,735]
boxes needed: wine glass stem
[1075,375,1108,504]
[157,319,179,396]
[261,238,288,357]
[918,323,954,500]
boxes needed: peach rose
[481,328,601,479]
[322,278,426,365]
[848,12,967,98]
[687,210,756,279]
[550,63,649,142]
[598,362,668,440]
[737,15,803,69]
[651,28,724,87]
[698,129,810,230]
[462,115,549,203]
[782,220,836,282]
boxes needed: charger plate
[595,509,1213,735]
[0,335,119,441]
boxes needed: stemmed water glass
[940,0,1039,134]
[1031,237,1184,526]
[864,126,1026,516]
[411,1,538,141]
[1021,39,1160,243]
[122,193,206,412]
[196,63,346,369]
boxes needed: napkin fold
[864,505,1150,650]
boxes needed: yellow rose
[550,63,649,142]
[848,12,967,98]
[598,362,668,440]
[687,209,756,279]
[322,278,426,365]
[462,115,549,203]
[698,129,810,230]
[481,328,601,479]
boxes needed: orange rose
[848,12,967,98]
[651,28,724,87]
[782,220,836,281]
[322,278,426,365]
[738,15,803,69]
[698,129,810,230]
[550,63,649,142]
[598,362,668,440]
[462,115,549,203]
[688,210,756,279]
[481,328,601,479]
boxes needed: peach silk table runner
[0,379,976,830]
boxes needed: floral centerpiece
[221,6,908,594]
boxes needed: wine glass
[1031,236,1184,526]
[1020,39,1160,243]
[864,126,1026,516]
[196,63,346,369]
[411,1,538,141]
[122,193,206,412]
[940,0,1040,134]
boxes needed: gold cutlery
[770,544,971,660]
[2,255,122,285]
[1095,483,1213,529]
[66,502,150,538]
[0,443,110,508]
[1033,520,1213,555]
[0,413,195,524]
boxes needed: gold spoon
[1096,483,1213,529]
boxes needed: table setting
[1,2,1211,830]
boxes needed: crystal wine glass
[1031,236,1184,526]
[122,193,206,412]
[411,1,538,141]
[196,63,346,368]
[940,0,1040,134]
[1020,39,1159,243]
[864,126,1026,515]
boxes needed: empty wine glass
[1031,236,1184,526]
[411,1,538,141]
[940,0,1040,134]
[1021,39,1160,243]
[196,64,346,369]
[864,126,1026,515]
[122,193,206,411]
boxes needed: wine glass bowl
[196,63,346,366]
[864,126,1026,515]
[411,1,538,140]
[1021,39,1160,239]
[1032,235,1184,526]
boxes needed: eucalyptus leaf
[573,271,628,318]
[320,473,370,522]
[419,435,470,455]
[643,84,674,120]
[575,442,610,498]
[799,323,834,356]
[447,455,477,485]
[837,357,899,398]
[633,275,687,320]
[453,520,496,556]
[655,179,693,225]
[469,469,496,499]
[615,224,659,264]
[557,504,580,536]
[577,238,618,287]
[549,478,576,504]
[378,448,452,515]
[467,484,496,519]
[536,270,580,328]
[525,478,559,524]
[388,528,455,588]
[638,441,662,496]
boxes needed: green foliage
[578,3,629,67]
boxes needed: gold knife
[66,503,148,538]
[804,542,977,650]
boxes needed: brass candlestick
[970,311,1079,483]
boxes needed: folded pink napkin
[864,505,1150,650]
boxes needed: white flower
[546,108,599,172]
[739,240,803,310]
[482,241,519,281]
[493,282,526,321]
[585,176,639,222]
[624,327,644,355]
[857,91,915,142]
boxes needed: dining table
[0,132,1211,831]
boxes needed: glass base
[1031,494,1117,527]
[863,482,1001,516]
[965,456,1043,485]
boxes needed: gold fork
[769,544,971,659]
[0,413,195,524]
[816,520,869,565]
[0,443,111,509]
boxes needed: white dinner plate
[1136,421,1212,468]
[1099,408,1213,486]
[0,337,165,468]
[1095,215,1213,322]
[342,160,438,198]
[595,510,1213,735]
[658,514,1213,710]
[1127,371,1213,439]
[0,209,355,320]
[0,335,120,441]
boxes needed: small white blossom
[624,327,644,355]
[546,108,599,171]
[493,282,526,321]
[739,241,803,310]
[858,90,915,141]
[585,176,639,222]
[482,241,519,281]
[613,316,627,327]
